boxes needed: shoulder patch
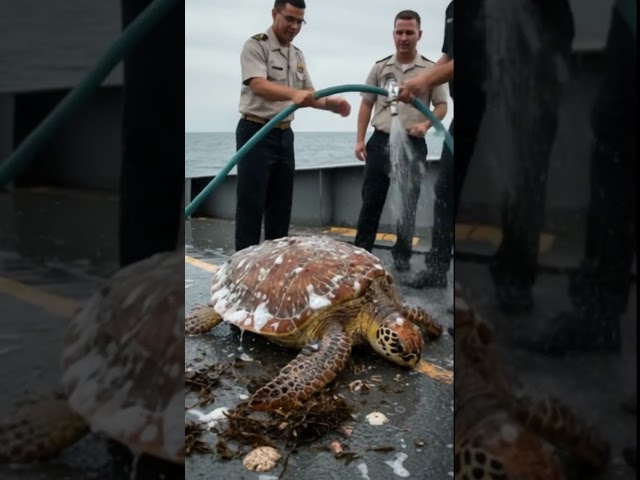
[375,55,393,64]
[421,55,435,63]
[251,33,268,41]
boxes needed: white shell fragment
[349,380,369,393]
[330,440,343,456]
[365,411,389,426]
[242,446,282,472]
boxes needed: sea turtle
[0,252,184,465]
[453,283,610,479]
[186,235,443,411]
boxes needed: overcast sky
[185,0,452,132]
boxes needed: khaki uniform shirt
[238,27,314,123]
[362,53,448,134]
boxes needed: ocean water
[185,130,446,178]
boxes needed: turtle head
[370,315,423,367]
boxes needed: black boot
[489,261,534,314]
[400,252,448,289]
[513,309,621,355]
[392,254,411,272]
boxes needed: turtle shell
[61,252,184,464]
[210,236,391,335]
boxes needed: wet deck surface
[454,254,636,479]
[185,218,455,480]
[0,251,121,479]
[0,186,180,479]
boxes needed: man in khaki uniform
[354,10,448,272]
[235,0,351,252]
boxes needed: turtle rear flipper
[0,394,89,463]
[513,394,610,471]
[248,319,352,411]
[185,304,223,334]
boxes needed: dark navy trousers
[118,0,182,267]
[234,118,295,252]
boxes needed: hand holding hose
[292,90,316,107]
[397,72,431,103]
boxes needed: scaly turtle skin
[453,283,610,479]
[186,236,443,411]
[0,252,184,465]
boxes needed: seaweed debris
[185,421,215,455]
[218,387,354,451]
[185,363,230,408]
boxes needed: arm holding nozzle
[397,55,453,103]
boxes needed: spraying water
[388,116,427,231]
[484,0,571,196]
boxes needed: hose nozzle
[385,79,400,116]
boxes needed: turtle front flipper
[0,393,89,463]
[185,304,223,334]
[401,305,443,339]
[248,319,352,411]
[512,393,611,471]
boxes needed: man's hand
[397,73,430,103]
[354,141,367,161]
[292,89,316,107]
[399,58,453,103]
[407,121,430,138]
[327,96,352,117]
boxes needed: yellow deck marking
[326,224,555,253]
[185,256,220,273]
[415,360,453,384]
[325,227,419,246]
[0,277,80,318]
[455,224,555,253]
[455,224,557,253]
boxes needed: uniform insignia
[297,63,305,73]
[375,55,392,64]
[251,33,268,41]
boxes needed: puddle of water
[384,452,410,478]
[239,353,253,362]
[356,462,371,480]
[186,407,229,429]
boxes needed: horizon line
[185,130,358,133]
[185,130,444,135]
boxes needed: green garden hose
[185,84,453,218]
[0,0,179,187]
